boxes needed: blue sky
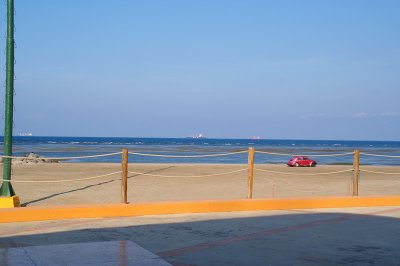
[0,0,399,140]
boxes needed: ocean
[1,136,400,165]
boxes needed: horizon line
[2,135,399,143]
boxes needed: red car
[287,156,317,167]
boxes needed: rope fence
[253,168,354,196]
[254,168,354,176]
[360,169,400,175]
[255,150,354,157]
[360,152,400,158]
[1,148,399,204]
[0,151,123,160]
[128,150,247,158]
[2,171,122,183]
[127,168,247,178]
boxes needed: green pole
[0,0,16,196]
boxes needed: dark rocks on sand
[10,152,59,165]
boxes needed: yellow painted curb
[0,195,20,208]
[0,196,399,223]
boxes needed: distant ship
[186,133,207,139]
[17,132,33,136]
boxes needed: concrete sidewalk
[1,207,399,265]
[3,241,172,266]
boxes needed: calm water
[1,136,400,165]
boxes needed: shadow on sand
[21,166,175,207]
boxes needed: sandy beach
[2,163,400,266]
[2,163,399,207]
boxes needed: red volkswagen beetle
[287,156,317,167]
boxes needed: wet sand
[3,163,400,207]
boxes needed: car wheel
[294,163,299,167]
[310,162,316,167]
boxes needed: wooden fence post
[121,148,128,204]
[353,149,360,196]
[247,147,255,199]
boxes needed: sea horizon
[0,136,399,165]
[4,135,400,142]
